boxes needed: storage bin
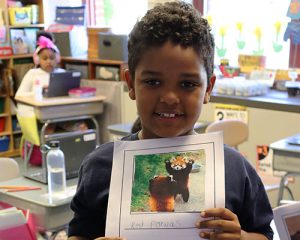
[8,7,31,25]
[51,26,88,57]
[87,27,111,59]
[0,98,4,113]
[0,117,5,132]
[12,117,21,131]
[95,66,120,81]
[0,136,9,152]
[65,63,89,79]
[98,33,128,61]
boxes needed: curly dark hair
[128,1,215,81]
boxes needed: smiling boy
[68,2,273,240]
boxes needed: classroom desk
[15,95,106,180]
[15,95,106,120]
[270,134,300,206]
[0,177,78,232]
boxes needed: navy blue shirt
[68,133,273,239]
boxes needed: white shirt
[15,67,65,97]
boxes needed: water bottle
[34,79,43,101]
[46,140,67,196]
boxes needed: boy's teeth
[160,113,175,117]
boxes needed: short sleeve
[224,146,274,240]
[68,142,114,239]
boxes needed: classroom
[0,0,300,239]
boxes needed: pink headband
[33,36,61,65]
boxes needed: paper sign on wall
[214,104,248,123]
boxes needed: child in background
[68,1,273,240]
[15,36,65,98]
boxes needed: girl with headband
[15,36,65,97]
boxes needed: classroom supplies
[0,207,36,240]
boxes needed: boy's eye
[144,79,160,86]
[180,81,199,90]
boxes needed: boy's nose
[159,91,180,105]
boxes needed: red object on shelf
[0,118,5,132]
[0,46,13,57]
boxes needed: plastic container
[46,140,66,196]
[0,136,9,152]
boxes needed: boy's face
[126,41,215,139]
[39,48,57,73]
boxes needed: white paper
[106,132,225,240]
[273,201,300,240]
[0,207,26,230]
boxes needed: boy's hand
[196,208,241,239]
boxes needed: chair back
[205,119,249,148]
[0,158,20,182]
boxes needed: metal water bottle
[46,140,66,196]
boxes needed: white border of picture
[106,132,225,240]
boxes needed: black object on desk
[287,135,300,146]
[45,71,81,98]
[270,134,300,206]
[24,129,97,184]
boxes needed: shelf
[60,56,128,80]
[0,131,11,136]
[13,130,22,134]
[0,149,20,157]
[0,0,43,158]
[0,54,33,60]
[8,24,44,29]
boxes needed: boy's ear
[125,69,136,100]
[203,75,216,104]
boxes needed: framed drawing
[106,132,225,239]
[274,202,300,240]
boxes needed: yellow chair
[0,158,20,182]
[205,119,293,204]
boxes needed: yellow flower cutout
[274,21,282,35]
[254,26,262,41]
[219,26,227,37]
[236,22,244,33]
[205,15,213,27]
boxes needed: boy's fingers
[198,219,241,233]
[201,208,238,221]
[199,231,241,239]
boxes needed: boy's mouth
[155,112,184,118]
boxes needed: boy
[68,1,273,240]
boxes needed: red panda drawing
[149,175,177,212]
[165,155,194,202]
